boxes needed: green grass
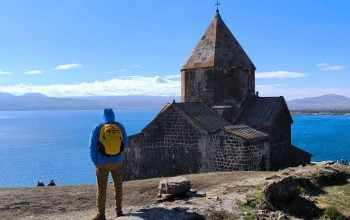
[317,183,350,217]
[245,190,268,209]
[322,206,348,220]
[206,190,263,220]
[206,210,256,220]
[232,190,266,220]
[206,210,239,220]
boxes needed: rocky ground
[0,163,349,220]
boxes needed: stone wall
[124,107,205,180]
[123,133,144,180]
[269,109,292,170]
[207,130,270,171]
[245,139,271,171]
[181,67,255,107]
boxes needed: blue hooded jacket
[89,108,128,165]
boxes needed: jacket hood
[103,108,115,123]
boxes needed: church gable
[234,97,293,131]
[142,102,230,135]
[128,104,205,179]
[142,104,172,133]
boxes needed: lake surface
[292,115,350,163]
[0,110,349,187]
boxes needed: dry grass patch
[317,183,350,217]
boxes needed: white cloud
[0,75,181,97]
[117,68,127,73]
[0,70,13,75]
[2,72,348,101]
[256,71,307,79]
[54,63,83,70]
[316,63,345,71]
[154,76,167,83]
[256,84,350,100]
[24,70,43,75]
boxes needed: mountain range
[1,92,350,111]
[287,94,350,111]
[0,92,180,110]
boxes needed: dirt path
[0,172,268,220]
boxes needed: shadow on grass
[127,207,205,220]
[265,171,350,219]
[265,176,323,218]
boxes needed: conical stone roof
[182,11,255,70]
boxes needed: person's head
[103,108,115,122]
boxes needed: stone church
[124,10,311,180]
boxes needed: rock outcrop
[158,176,191,200]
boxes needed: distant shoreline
[0,107,161,112]
[1,109,350,116]
[1,93,350,113]
[291,110,350,116]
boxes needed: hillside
[1,92,350,112]
[0,92,180,110]
[288,94,350,112]
[0,163,349,220]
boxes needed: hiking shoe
[92,213,106,220]
[116,209,123,217]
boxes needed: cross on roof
[215,0,220,12]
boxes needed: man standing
[89,108,128,220]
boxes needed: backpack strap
[114,122,125,152]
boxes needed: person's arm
[89,125,100,165]
[119,123,129,148]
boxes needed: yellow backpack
[98,123,123,156]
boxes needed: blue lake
[0,110,349,187]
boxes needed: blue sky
[0,0,349,100]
